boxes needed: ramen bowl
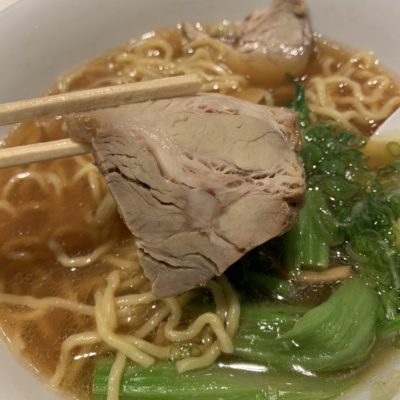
[0,0,400,399]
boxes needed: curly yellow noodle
[104,256,140,273]
[2,236,42,261]
[176,341,221,373]
[50,331,100,388]
[1,171,49,200]
[0,293,94,316]
[116,274,149,292]
[107,352,127,400]
[219,275,240,337]
[11,308,47,322]
[93,193,118,226]
[94,294,155,368]
[132,305,171,339]
[205,279,228,320]
[47,240,115,268]
[306,49,400,132]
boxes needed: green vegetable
[235,279,378,372]
[300,124,368,199]
[244,272,296,300]
[289,81,309,128]
[93,281,371,399]
[93,360,267,400]
[227,245,298,302]
[343,191,400,323]
[93,356,355,400]
[284,190,330,271]
[283,123,366,271]
[281,120,400,329]
[377,318,400,337]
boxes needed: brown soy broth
[0,26,399,399]
[0,117,134,397]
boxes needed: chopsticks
[0,75,200,169]
[0,139,91,169]
[0,75,200,125]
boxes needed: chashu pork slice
[237,0,312,74]
[67,93,305,297]
[182,0,312,84]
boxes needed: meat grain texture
[68,94,305,297]
[182,0,312,83]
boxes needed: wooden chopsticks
[0,139,91,169]
[0,75,200,169]
[0,75,200,126]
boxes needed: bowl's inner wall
[0,1,400,399]
[1,0,399,104]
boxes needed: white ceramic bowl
[0,1,400,399]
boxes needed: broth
[0,25,399,400]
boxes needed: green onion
[289,81,309,129]
[387,141,400,157]
[299,143,323,171]
[320,176,359,201]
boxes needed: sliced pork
[68,93,305,297]
[238,0,312,72]
[183,0,312,83]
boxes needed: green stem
[284,190,330,271]
[93,358,355,400]
[289,81,309,129]
[93,360,267,400]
